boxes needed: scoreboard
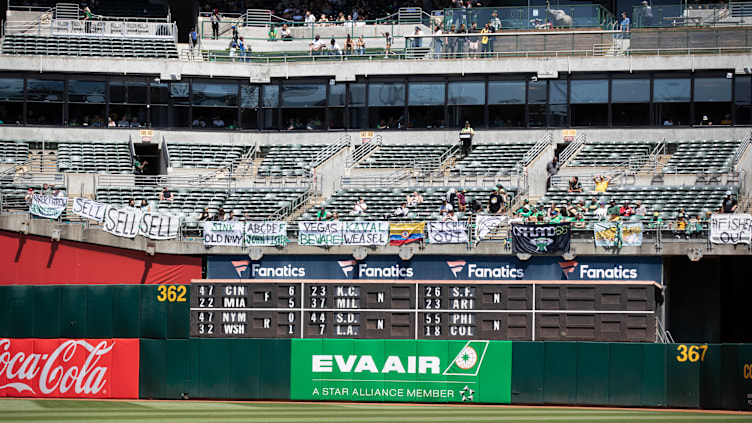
[190,279,659,341]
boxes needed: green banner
[290,339,511,403]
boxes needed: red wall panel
[0,231,201,285]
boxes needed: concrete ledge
[2,213,749,257]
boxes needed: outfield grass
[0,399,750,423]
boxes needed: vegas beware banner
[0,338,140,398]
[297,221,389,246]
[511,222,570,254]
[29,193,68,219]
[593,222,644,247]
[290,339,511,403]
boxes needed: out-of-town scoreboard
[190,279,659,341]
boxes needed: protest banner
[244,221,288,246]
[139,212,180,240]
[102,206,143,239]
[71,197,107,222]
[298,221,343,246]
[389,222,426,246]
[593,222,643,247]
[342,221,389,246]
[476,215,507,240]
[511,222,570,254]
[29,193,68,219]
[710,213,752,244]
[427,221,469,244]
[203,221,245,246]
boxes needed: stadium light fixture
[353,247,368,261]
[145,242,156,256]
[516,253,532,261]
[398,246,414,261]
[51,228,61,242]
[20,221,29,235]
[249,247,264,261]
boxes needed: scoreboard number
[157,285,187,302]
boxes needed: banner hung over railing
[30,194,68,219]
[593,222,644,247]
[427,222,469,244]
[710,214,752,244]
[511,222,571,254]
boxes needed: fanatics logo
[558,260,578,279]
[446,260,467,278]
[337,260,357,277]
[231,260,250,277]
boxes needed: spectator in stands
[24,188,33,204]
[721,191,738,213]
[490,10,502,31]
[674,208,688,237]
[634,200,647,216]
[592,174,612,193]
[344,35,355,55]
[639,1,654,27]
[212,116,225,128]
[433,24,443,59]
[117,116,129,127]
[309,35,326,54]
[619,12,630,38]
[439,199,453,215]
[663,118,674,126]
[467,22,479,57]
[446,188,458,207]
[393,202,409,217]
[411,26,424,48]
[193,117,207,127]
[457,24,468,56]
[349,201,364,215]
[140,199,150,213]
[406,191,423,206]
[280,24,292,41]
[459,121,475,157]
[328,38,343,55]
[446,25,457,58]
[648,211,663,228]
[230,25,239,43]
[700,115,711,126]
[211,9,221,39]
[546,157,560,189]
[357,197,367,212]
[721,114,732,125]
[130,117,141,127]
[487,188,503,215]
[619,201,635,217]
[606,199,619,216]
[237,37,246,61]
[128,198,136,208]
[567,176,582,193]
[268,25,278,41]
[82,6,98,33]
[227,211,239,222]
[480,23,491,58]
[331,212,340,221]
[573,213,586,228]
[189,28,200,51]
[41,183,51,195]
[215,208,225,221]
[107,117,116,127]
[134,157,147,175]
[686,214,703,238]
[457,189,467,212]
[595,202,608,220]
[159,187,174,202]
[356,36,366,55]
[316,205,328,221]
[305,11,316,26]
[199,208,211,221]
[443,209,458,222]
[381,32,395,58]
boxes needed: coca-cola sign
[0,338,139,399]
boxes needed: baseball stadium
[0,0,751,421]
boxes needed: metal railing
[266,186,315,221]
[4,18,177,39]
[734,131,752,164]
[96,173,234,189]
[632,2,750,28]
[657,318,675,344]
[560,132,586,164]
[521,132,553,167]
[439,143,460,171]
[310,134,351,168]
[338,169,411,188]
[346,135,382,168]
[442,4,616,30]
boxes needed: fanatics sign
[0,338,140,398]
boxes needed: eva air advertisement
[291,339,512,403]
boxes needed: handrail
[339,168,411,187]
[266,185,315,221]
[439,143,460,171]
[4,19,177,38]
[346,135,382,168]
[96,173,234,189]
[521,132,553,167]
[310,134,351,168]
[734,131,752,164]
[559,132,586,164]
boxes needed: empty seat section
[452,142,534,175]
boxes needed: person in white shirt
[304,11,315,26]
[357,197,367,211]
[349,203,364,215]
[393,202,409,217]
[595,202,608,220]
[212,117,225,127]
[442,210,458,222]
[328,38,342,55]
[412,26,424,48]
[406,191,423,206]
[309,35,326,54]
[439,199,454,215]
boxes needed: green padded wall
[737,344,752,411]
[112,285,141,338]
[198,338,231,399]
[641,343,667,407]
[609,343,643,407]
[7,285,34,337]
[86,285,113,338]
[167,293,190,339]
[543,342,577,405]
[140,285,167,339]
[260,339,291,399]
[139,339,167,399]
[59,285,87,338]
[666,344,701,408]
[166,339,191,398]
[511,342,544,404]
[229,339,261,399]
[700,345,723,409]
[33,285,60,338]
[576,342,609,406]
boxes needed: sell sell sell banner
[0,338,139,398]
[290,339,511,403]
